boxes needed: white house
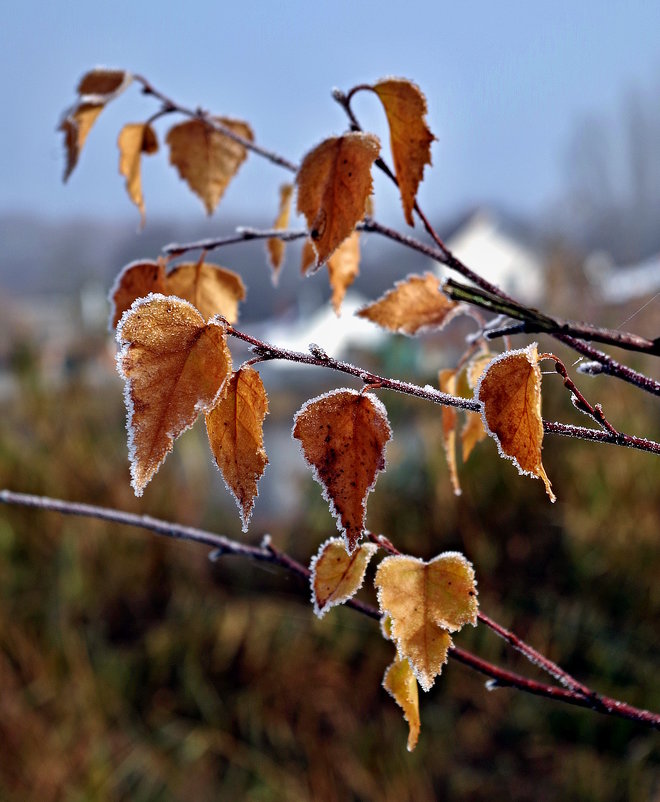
[433,208,546,305]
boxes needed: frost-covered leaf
[296,132,379,265]
[372,78,435,226]
[118,122,159,225]
[327,231,360,314]
[292,389,391,552]
[116,294,232,496]
[477,344,555,502]
[358,273,458,335]
[310,537,378,618]
[267,183,294,280]
[300,238,317,275]
[375,552,478,691]
[110,260,245,329]
[439,369,461,496]
[205,366,268,531]
[461,412,486,462]
[383,655,420,752]
[59,68,132,181]
[165,261,245,324]
[166,117,253,215]
[467,349,494,390]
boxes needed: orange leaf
[375,552,478,691]
[165,262,246,324]
[292,389,391,552]
[309,537,378,618]
[117,123,159,226]
[461,412,486,462]
[373,78,435,226]
[300,238,317,275]
[206,366,269,531]
[358,273,458,335]
[116,294,232,496]
[439,369,461,496]
[59,68,132,182]
[110,260,246,329]
[296,132,379,265]
[327,231,360,314]
[383,655,420,752]
[267,183,294,280]
[477,344,555,501]
[166,117,253,215]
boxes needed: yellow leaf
[383,655,421,752]
[292,389,392,552]
[166,117,254,215]
[358,273,457,335]
[117,123,159,225]
[165,261,246,324]
[439,369,461,496]
[116,294,232,496]
[300,238,317,275]
[375,552,478,691]
[110,260,246,329]
[296,132,379,265]
[467,349,494,390]
[206,367,269,531]
[373,78,435,226]
[461,412,487,462]
[478,344,555,502]
[309,537,378,617]
[327,231,360,314]
[267,184,294,280]
[60,68,132,182]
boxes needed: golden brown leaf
[461,412,487,462]
[467,350,494,390]
[292,389,391,552]
[383,655,420,752]
[439,369,461,496]
[110,260,168,329]
[477,344,555,501]
[117,123,159,225]
[166,117,253,215]
[327,231,360,314]
[60,68,132,182]
[205,366,269,531]
[267,183,294,280]
[116,294,232,496]
[373,78,435,226]
[110,260,245,328]
[375,552,478,691]
[296,133,379,265]
[300,239,317,275]
[357,273,457,335]
[309,537,378,618]
[165,262,246,324]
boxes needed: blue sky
[2,1,659,226]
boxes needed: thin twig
[1,489,658,730]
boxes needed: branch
[1,489,657,730]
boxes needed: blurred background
[1,2,660,800]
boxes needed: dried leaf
[327,231,360,314]
[292,389,392,552]
[467,350,494,390]
[461,412,486,462]
[206,366,269,531]
[309,537,378,618]
[358,273,457,335]
[300,239,317,275]
[110,260,246,329]
[373,78,435,226]
[116,294,232,496]
[267,184,294,280]
[296,132,379,265]
[375,552,478,691]
[60,68,132,182]
[117,123,159,225]
[477,344,555,501]
[439,369,461,496]
[383,655,420,752]
[166,117,253,215]
[165,262,246,324]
